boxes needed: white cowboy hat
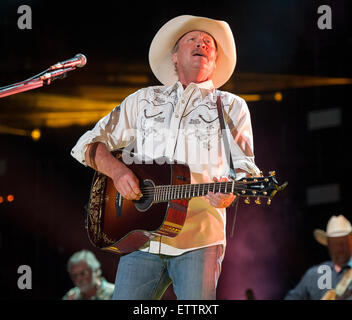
[148,15,236,89]
[313,215,352,246]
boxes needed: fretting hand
[205,176,236,208]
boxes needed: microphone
[49,53,87,70]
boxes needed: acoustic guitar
[86,149,287,254]
[321,268,352,300]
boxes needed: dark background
[0,0,351,300]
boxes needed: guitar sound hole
[134,179,154,212]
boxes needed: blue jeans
[112,245,223,300]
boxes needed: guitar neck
[144,181,237,203]
[139,174,283,204]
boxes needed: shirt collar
[347,257,352,268]
[174,80,215,91]
[173,80,216,101]
[193,79,215,90]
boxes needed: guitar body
[87,150,190,254]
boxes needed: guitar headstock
[234,171,288,205]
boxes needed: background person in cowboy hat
[284,215,352,300]
[71,15,260,299]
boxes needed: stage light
[7,194,14,202]
[31,128,41,141]
[274,92,282,102]
[0,196,4,204]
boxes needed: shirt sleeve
[225,94,261,177]
[284,267,317,300]
[70,90,140,166]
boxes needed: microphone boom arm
[0,54,86,98]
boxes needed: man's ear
[171,52,178,65]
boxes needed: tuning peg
[244,197,250,204]
[267,198,272,205]
[269,171,276,176]
[255,197,261,205]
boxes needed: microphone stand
[0,66,75,98]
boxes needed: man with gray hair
[63,250,114,300]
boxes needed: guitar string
[137,189,259,196]
[132,181,269,199]
[138,180,263,193]
[139,182,231,195]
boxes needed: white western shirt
[71,80,260,255]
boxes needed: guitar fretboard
[141,181,237,202]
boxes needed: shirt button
[175,114,179,118]
[181,100,185,104]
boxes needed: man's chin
[78,284,95,293]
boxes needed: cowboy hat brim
[314,228,352,246]
[148,15,236,89]
[314,229,328,246]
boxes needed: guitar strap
[335,268,352,298]
[215,92,236,181]
[216,92,239,238]
[321,267,352,300]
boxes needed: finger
[213,176,229,182]
[205,191,214,199]
[117,183,140,200]
[210,199,227,208]
[213,192,228,201]
[123,191,140,201]
[208,192,227,202]
[127,177,142,199]
[207,193,225,206]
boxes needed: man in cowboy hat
[285,215,352,300]
[71,15,260,299]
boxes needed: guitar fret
[159,180,242,202]
[154,186,158,202]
